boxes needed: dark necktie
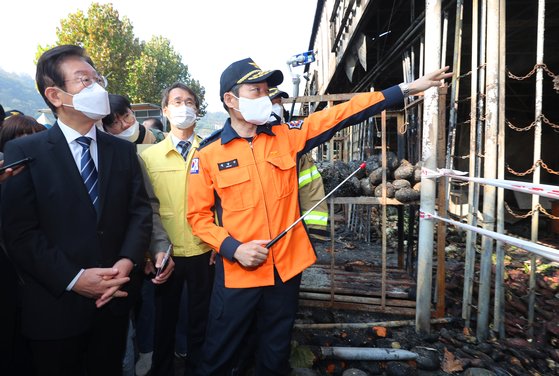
[177,140,191,160]
[75,136,99,211]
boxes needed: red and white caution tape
[420,210,559,262]
[422,167,559,200]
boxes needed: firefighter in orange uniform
[269,87,330,241]
[187,57,451,375]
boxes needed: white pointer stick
[266,162,366,248]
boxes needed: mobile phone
[155,244,173,278]
[0,157,33,174]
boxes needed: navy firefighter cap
[268,87,289,100]
[220,58,284,101]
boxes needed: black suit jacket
[1,124,152,340]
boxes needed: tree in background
[127,36,206,115]
[35,2,205,112]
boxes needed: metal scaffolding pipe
[381,111,387,309]
[446,0,464,171]
[320,347,418,361]
[494,0,507,339]
[441,11,449,68]
[416,0,442,335]
[295,317,454,330]
[462,0,480,327]
[528,0,546,339]
[477,0,500,341]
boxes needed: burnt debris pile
[317,152,422,202]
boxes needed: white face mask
[234,95,272,125]
[271,103,285,123]
[168,105,197,129]
[114,120,140,143]
[61,83,110,120]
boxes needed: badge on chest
[218,159,239,170]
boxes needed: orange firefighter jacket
[187,86,403,288]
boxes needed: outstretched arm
[406,66,453,96]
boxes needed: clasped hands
[72,258,134,308]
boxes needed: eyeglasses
[120,112,136,124]
[169,99,197,108]
[65,75,108,89]
[112,111,135,127]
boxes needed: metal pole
[441,11,449,68]
[381,111,387,309]
[477,0,499,341]
[528,0,546,339]
[494,0,507,339]
[295,317,454,330]
[330,197,336,307]
[420,37,425,78]
[446,0,464,171]
[416,0,441,335]
[463,0,480,327]
[436,85,448,318]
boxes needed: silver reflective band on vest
[298,165,321,188]
[303,210,328,226]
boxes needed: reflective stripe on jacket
[298,153,329,239]
[187,86,403,288]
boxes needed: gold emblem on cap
[237,61,273,84]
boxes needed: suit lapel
[47,124,97,217]
[96,130,114,221]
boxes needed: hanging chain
[505,114,559,132]
[505,201,559,220]
[507,160,559,176]
[507,63,558,81]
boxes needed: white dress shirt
[57,119,99,172]
[57,120,98,290]
[170,132,194,153]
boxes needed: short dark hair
[36,45,96,115]
[222,84,241,112]
[161,82,200,111]
[143,117,164,132]
[102,94,132,129]
[0,104,5,127]
[0,115,47,152]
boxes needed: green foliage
[289,341,315,369]
[126,36,206,115]
[37,3,141,97]
[34,2,205,112]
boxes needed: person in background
[143,117,164,132]
[269,87,329,241]
[102,97,175,375]
[187,57,451,375]
[140,82,214,376]
[3,109,25,120]
[143,118,167,142]
[0,112,45,376]
[143,117,167,143]
[123,155,176,376]
[0,104,5,128]
[1,44,153,375]
[102,94,157,145]
[0,115,47,153]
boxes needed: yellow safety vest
[298,153,329,240]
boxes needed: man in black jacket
[1,44,152,376]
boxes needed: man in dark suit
[1,45,152,376]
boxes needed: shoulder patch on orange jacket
[287,120,304,130]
